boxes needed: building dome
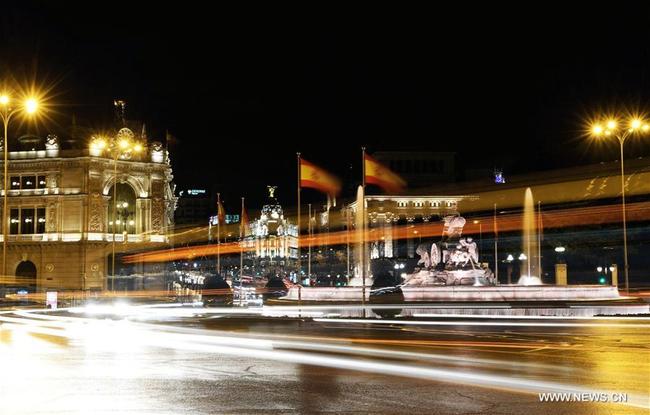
[249,186,299,267]
[17,134,45,151]
[260,186,283,221]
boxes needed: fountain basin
[401,285,619,301]
[283,286,370,301]
[282,285,620,302]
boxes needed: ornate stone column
[406,216,415,258]
[136,198,151,236]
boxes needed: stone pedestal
[555,263,567,285]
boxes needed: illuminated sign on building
[179,189,207,196]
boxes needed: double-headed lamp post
[591,117,649,294]
[0,94,39,277]
[90,134,143,292]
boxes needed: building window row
[10,175,47,190]
[396,200,455,208]
[10,207,46,234]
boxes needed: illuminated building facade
[347,195,474,259]
[0,126,175,292]
[247,186,298,274]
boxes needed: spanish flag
[300,158,342,195]
[217,198,225,225]
[364,153,406,194]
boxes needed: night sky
[3,4,650,209]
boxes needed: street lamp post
[591,117,649,294]
[0,94,39,278]
[90,133,142,292]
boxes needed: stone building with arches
[0,127,176,292]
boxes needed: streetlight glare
[119,139,130,149]
[630,119,642,130]
[606,120,617,130]
[24,98,38,114]
[0,95,9,105]
[133,143,143,152]
[592,124,603,135]
[90,137,107,150]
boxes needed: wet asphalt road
[0,305,648,414]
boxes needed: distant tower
[114,99,127,126]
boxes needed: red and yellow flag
[217,200,225,225]
[364,153,406,194]
[300,158,342,195]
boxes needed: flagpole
[217,192,221,276]
[493,203,498,282]
[361,147,366,306]
[240,197,244,306]
[308,203,312,279]
[538,200,542,279]
[297,152,301,283]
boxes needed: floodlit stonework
[0,130,175,291]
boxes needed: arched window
[16,260,37,292]
[108,183,137,234]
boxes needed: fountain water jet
[349,185,370,287]
[519,187,543,285]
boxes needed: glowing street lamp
[590,115,649,293]
[0,92,41,277]
[24,98,38,114]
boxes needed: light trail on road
[1,306,648,410]
[312,317,650,328]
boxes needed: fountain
[518,188,543,285]
[399,215,497,289]
[282,185,371,301]
[282,187,622,303]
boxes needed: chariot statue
[404,215,497,287]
